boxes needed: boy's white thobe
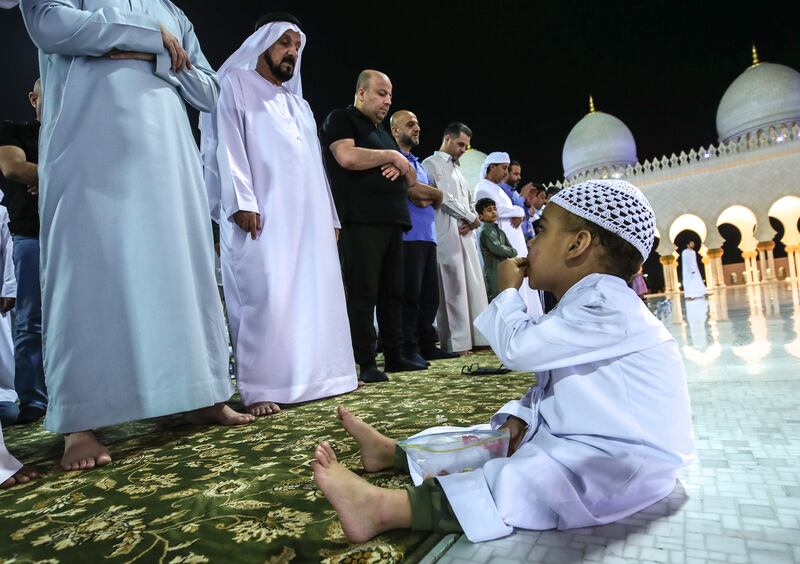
[433,274,695,542]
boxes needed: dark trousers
[340,223,405,366]
[402,241,439,353]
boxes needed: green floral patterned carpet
[0,352,532,563]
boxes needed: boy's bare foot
[246,401,281,417]
[457,350,473,356]
[189,402,255,426]
[1,465,38,488]
[337,406,396,472]
[62,431,112,471]
[312,441,411,543]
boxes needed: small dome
[458,148,488,189]
[562,110,637,180]
[716,62,800,143]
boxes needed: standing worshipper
[20,0,253,471]
[0,206,18,427]
[202,14,357,414]
[389,110,456,363]
[681,241,707,299]
[476,198,518,302]
[0,79,47,425]
[475,152,542,318]
[521,183,547,238]
[474,152,526,258]
[499,161,531,239]
[422,123,488,354]
[320,70,427,383]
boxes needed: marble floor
[427,281,800,564]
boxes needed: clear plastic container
[398,429,510,480]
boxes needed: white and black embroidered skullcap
[549,179,656,260]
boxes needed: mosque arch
[668,214,708,246]
[716,205,758,252]
[768,217,788,259]
[769,196,800,247]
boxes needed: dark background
[2,1,796,183]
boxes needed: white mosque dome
[459,148,487,190]
[562,105,637,180]
[716,60,800,143]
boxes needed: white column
[788,249,798,281]
[795,250,800,281]
[758,250,768,282]
[767,249,776,280]
[716,256,726,287]
[704,256,715,289]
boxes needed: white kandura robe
[0,208,17,406]
[681,248,707,299]
[21,0,232,432]
[215,69,357,404]
[422,152,488,352]
[474,179,542,319]
[414,274,695,542]
[0,425,22,484]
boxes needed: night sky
[1,1,797,183]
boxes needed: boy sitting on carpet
[311,179,695,542]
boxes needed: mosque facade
[549,47,800,293]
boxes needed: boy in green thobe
[477,198,517,301]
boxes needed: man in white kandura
[21,0,253,471]
[202,13,358,415]
[475,152,543,318]
[681,241,707,299]
[422,123,488,354]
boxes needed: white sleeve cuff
[438,469,514,542]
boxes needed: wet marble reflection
[647,281,800,378]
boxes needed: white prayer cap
[200,20,306,221]
[549,179,656,261]
[0,0,19,8]
[480,151,510,179]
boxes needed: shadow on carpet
[0,351,532,563]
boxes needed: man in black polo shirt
[0,79,47,424]
[320,69,427,383]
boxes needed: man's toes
[1,477,15,488]
[14,473,31,484]
[97,454,112,466]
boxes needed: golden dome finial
[589,94,595,114]
[750,44,760,67]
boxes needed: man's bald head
[390,110,420,151]
[389,110,414,130]
[355,69,389,93]
[354,69,393,125]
